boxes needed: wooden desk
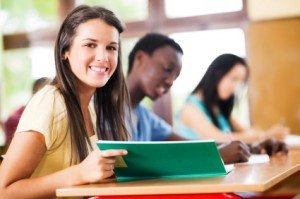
[263,170,300,194]
[56,150,300,197]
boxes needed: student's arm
[0,131,126,198]
[229,117,244,132]
[180,103,263,143]
[265,124,290,141]
[230,117,289,141]
[164,132,189,141]
[165,132,252,164]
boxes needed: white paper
[236,154,270,165]
[224,164,235,173]
[285,134,300,148]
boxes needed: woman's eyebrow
[82,38,97,42]
[82,38,119,45]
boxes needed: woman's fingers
[100,149,128,157]
[104,164,115,171]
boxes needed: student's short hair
[128,33,183,74]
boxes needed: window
[1,46,54,119]
[2,48,33,118]
[30,47,55,79]
[78,0,148,22]
[165,0,243,18]
[1,0,59,34]
[121,37,139,73]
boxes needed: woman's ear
[63,52,69,60]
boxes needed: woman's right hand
[75,149,127,184]
[218,141,251,164]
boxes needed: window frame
[2,0,247,49]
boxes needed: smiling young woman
[0,5,130,198]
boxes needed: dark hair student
[126,36,288,166]
[0,5,130,198]
[176,53,289,143]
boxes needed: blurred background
[0,0,300,145]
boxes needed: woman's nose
[96,48,108,62]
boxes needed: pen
[280,117,286,126]
[225,130,233,142]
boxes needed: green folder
[97,140,232,182]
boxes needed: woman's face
[138,45,182,100]
[64,18,119,93]
[217,63,247,100]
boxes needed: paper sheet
[285,134,300,149]
[236,154,270,165]
[224,164,235,173]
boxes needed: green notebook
[97,140,232,182]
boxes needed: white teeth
[90,66,106,72]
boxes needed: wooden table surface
[57,150,300,197]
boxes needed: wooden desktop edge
[56,150,300,197]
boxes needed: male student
[126,33,288,164]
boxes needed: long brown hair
[192,54,248,130]
[53,5,130,163]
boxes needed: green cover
[97,140,228,182]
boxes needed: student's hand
[217,141,251,164]
[249,137,289,156]
[76,149,127,184]
[266,125,290,141]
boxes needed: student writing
[175,53,290,143]
[126,34,288,164]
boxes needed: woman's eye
[107,46,117,51]
[86,43,95,48]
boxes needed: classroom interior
[1,1,300,198]
[0,0,300,146]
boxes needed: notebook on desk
[97,140,233,182]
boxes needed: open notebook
[97,140,233,182]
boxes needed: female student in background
[176,53,289,143]
[0,5,129,198]
[3,77,50,145]
[126,34,288,164]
